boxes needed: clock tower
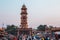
[20,4,28,28]
[17,4,32,35]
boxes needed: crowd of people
[17,33,55,40]
[0,31,59,40]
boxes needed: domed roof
[21,4,27,10]
[22,4,26,8]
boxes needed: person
[45,36,50,40]
[18,35,22,40]
[2,37,8,40]
[13,36,17,40]
[27,35,32,40]
[8,37,11,40]
[22,35,26,40]
[32,36,34,40]
[41,37,45,40]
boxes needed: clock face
[22,10,25,12]
[22,14,26,16]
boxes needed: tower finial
[22,4,26,8]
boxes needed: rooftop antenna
[2,23,5,31]
[2,23,4,27]
[2,23,4,28]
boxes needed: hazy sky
[0,0,60,28]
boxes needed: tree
[49,25,53,28]
[5,25,17,36]
[49,25,53,31]
[37,25,47,31]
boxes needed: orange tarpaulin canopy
[0,28,3,31]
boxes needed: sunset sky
[0,0,60,29]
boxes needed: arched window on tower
[23,16,26,19]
